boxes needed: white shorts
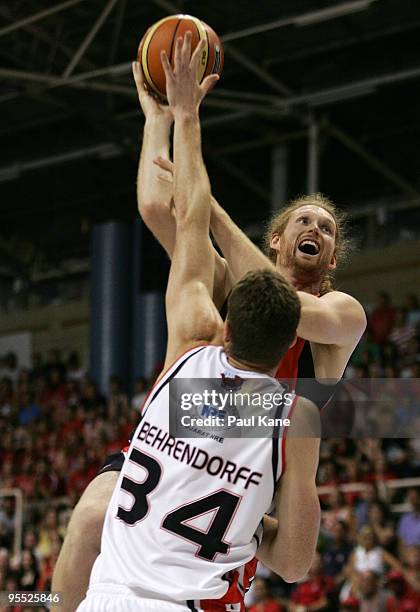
[77,585,204,612]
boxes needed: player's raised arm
[132,61,175,256]
[256,398,321,581]
[132,62,229,309]
[296,290,366,346]
[210,196,276,284]
[161,33,223,366]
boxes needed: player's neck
[276,263,323,295]
[225,352,276,377]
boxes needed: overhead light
[294,0,376,27]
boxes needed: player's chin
[294,251,320,267]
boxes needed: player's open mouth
[297,238,320,255]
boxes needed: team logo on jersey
[220,372,244,390]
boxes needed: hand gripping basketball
[160,32,219,114]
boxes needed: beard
[278,244,331,287]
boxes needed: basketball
[138,14,224,101]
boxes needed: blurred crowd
[0,291,420,611]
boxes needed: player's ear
[269,232,281,250]
[223,319,231,343]
[289,334,298,349]
[328,252,337,270]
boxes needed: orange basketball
[138,14,224,102]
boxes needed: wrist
[144,113,173,129]
[173,108,200,122]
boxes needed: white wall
[336,240,420,306]
[0,301,89,365]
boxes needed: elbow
[274,561,311,584]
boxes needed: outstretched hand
[132,61,173,122]
[160,31,219,116]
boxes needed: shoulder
[320,290,365,313]
[321,290,367,332]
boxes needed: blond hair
[263,193,350,295]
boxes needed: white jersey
[86,346,295,607]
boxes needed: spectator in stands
[80,379,106,414]
[247,577,284,612]
[350,527,386,576]
[323,488,355,537]
[0,376,13,418]
[17,549,39,590]
[38,533,62,591]
[108,374,128,419]
[36,510,65,561]
[44,348,66,381]
[343,459,369,506]
[357,570,392,612]
[389,310,416,356]
[368,501,396,552]
[318,460,340,488]
[385,569,419,612]
[369,292,397,345]
[323,521,354,585]
[22,530,38,558]
[398,488,420,550]
[405,294,420,326]
[67,351,85,382]
[0,548,8,577]
[339,596,360,611]
[289,552,336,611]
[1,352,19,383]
[354,484,379,529]
[18,390,40,426]
[0,499,15,549]
[351,330,382,369]
[400,338,420,377]
[132,377,148,412]
[370,454,397,484]
[30,352,44,381]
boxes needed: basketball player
[76,33,320,611]
[52,39,366,612]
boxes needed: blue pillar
[131,217,166,383]
[90,222,132,395]
[132,292,166,381]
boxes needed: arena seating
[1,294,420,611]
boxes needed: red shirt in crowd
[248,601,284,612]
[369,306,397,345]
[291,575,336,606]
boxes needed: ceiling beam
[62,0,120,78]
[3,61,420,115]
[215,45,420,199]
[210,156,270,203]
[0,0,88,39]
[0,6,96,71]
[220,0,377,42]
[325,122,420,199]
[224,44,292,96]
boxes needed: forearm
[174,112,210,223]
[271,481,320,581]
[138,115,173,209]
[210,197,275,283]
[256,514,278,567]
[258,481,320,582]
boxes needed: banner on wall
[0,332,32,369]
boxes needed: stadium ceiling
[0,0,420,277]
